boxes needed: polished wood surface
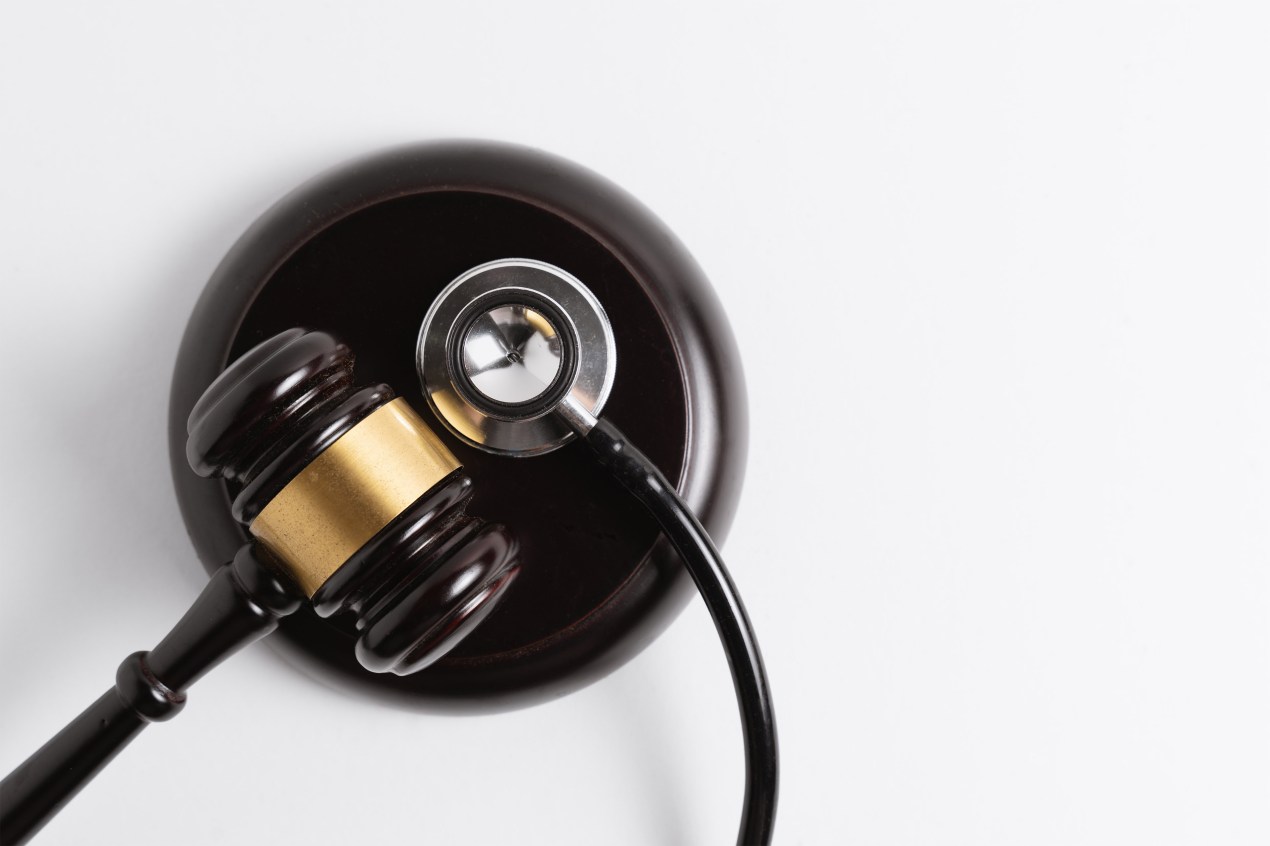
[169,141,748,709]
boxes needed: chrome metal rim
[416,258,616,456]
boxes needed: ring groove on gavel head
[186,328,520,676]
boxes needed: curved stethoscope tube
[579,416,779,846]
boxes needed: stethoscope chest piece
[418,257,617,456]
[168,141,747,710]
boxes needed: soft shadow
[597,660,696,845]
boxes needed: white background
[0,2,1266,844]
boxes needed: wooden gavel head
[185,327,520,675]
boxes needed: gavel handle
[0,545,300,846]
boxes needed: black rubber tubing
[583,418,778,845]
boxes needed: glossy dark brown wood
[0,546,300,846]
[187,328,520,674]
[168,141,748,709]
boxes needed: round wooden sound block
[168,141,747,710]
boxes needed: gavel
[0,328,520,845]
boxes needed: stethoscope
[0,256,777,844]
